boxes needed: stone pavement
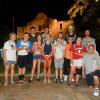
[0,77,100,100]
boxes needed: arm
[3,49,7,63]
[16,40,23,51]
[51,44,54,56]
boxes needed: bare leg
[37,60,41,79]
[76,74,80,83]
[43,60,47,80]
[30,60,37,80]
[47,59,52,80]
[10,64,15,81]
[55,68,58,79]
[18,68,22,76]
[22,67,26,75]
[60,68,63,79]
[93,76,99,88]
[5,65,9,82]
[69,66,75,81]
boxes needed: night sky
[0,0,75,27]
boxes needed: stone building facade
[17,13,73,39]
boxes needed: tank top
[54,44,64,59]
[44,42,52,55]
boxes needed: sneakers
[11,80,15,85]
[93,88,100,97]
[67,81,74,87]
[48,80,51,84]
[44,79,46,84]
[37,78,40,81]
[54,78,57,83]
[60,79,63,84]
[4,80,14,86]
[28,80,33,83]
[4,81,8,86]
[23,77,28,81]
[17,80,24,85]
[75,82,79,86]
[64,75,68,82]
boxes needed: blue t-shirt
[16,40,32,55]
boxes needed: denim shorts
[33,55,42,60]
[6,60,16,65]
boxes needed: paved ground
[0,77,100,100]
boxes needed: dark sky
[0,0,75,27]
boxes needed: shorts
[63,58,70,68]
[18,55,28,68]
[54,59,64,69]
[6,60,16,65]
[86,73,94,86]
[33,55,42,60]
[94,70,100,77]
[42,55,52,60]
[76,67,82,75]
[71,59,83,67]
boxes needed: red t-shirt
[70,44,86,59]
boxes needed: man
[28,26,38,73]
[29,26,37,43]
[65,25,76,43]
[82,45,100,96]
[82,30,96,51]
[4,33,16,86]
[42,27,54,43]
[16,32,32,84]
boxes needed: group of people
[3,25,100,97]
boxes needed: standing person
[54,32,66,47]
[29,26,38,43]
[3,33,16,86]
[28,26,38,73]
[69,37,86,86]
[65,25,76,43]
[42,27,54,43]
[82,29,99,55]
[82,45,100,96]
[29,35,42,82]
[42,27,49,43]
[63,37,73,82]
[42,33,53,83]
[16,32,32,84]
[54,37,65,83]
[82,30,96,49]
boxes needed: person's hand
[26,48,30,52]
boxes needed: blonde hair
[9,32,16,39]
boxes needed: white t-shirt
[4,40,16,61]
[54,44,65,59]
[17,41,29,56]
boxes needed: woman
[54,37,65,83]
[63,37,73,82]
[69,37,86,86]
[3,33,16,86]
[42,33,53,83]
[29,35,42,82]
